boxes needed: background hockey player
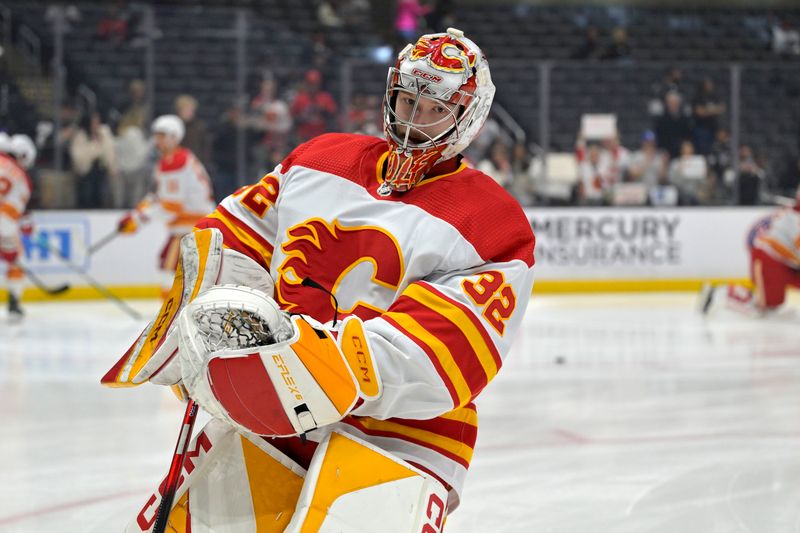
[117,115,215,297]
[103,28,535,532]
[701,185,800,315]
[0,133,35,322]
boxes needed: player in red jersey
[105,29,535,531]
[0,134,35,322]
[701,186,800,316]
[118,115,215,297]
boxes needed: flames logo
[409,35,476,74]
[276,218,405,322]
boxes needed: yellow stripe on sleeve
[404,284,499,382]
[207,210,273,264]
[383,311,472,407]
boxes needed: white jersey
[752,207,800,268]
[0,152,31,222]
[197,133,536,507]
[137,147,215,234]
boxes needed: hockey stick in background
[18,263,70,295]
[38,238,142,320]
[762,193,795,208]
[86,228,122,255]
[153,399,199,533]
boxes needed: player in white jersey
[118,115,215,296]
[0,133,35,322]
[701,185,800,315]
[104,29,535,531]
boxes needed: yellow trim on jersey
[383,310,472,406]
[759,236,800,265]
[416,161,467,188]
[439,406,478,428]
[208,210,274,265]
[404,283,499,383]
[354,417,475,465]
[0,203,21,220]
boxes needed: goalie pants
[751,248,800,309]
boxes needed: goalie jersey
[197,133,536,507]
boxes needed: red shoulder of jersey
[0,153,33,194]
[402,166,535,267]
[279,133,386,184]
[159,147,191,172]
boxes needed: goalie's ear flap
[101,228,224,387]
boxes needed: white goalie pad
[102,228,277,388]
[177,285,378,437]
[125,418,307,533]
[286,430,449,533]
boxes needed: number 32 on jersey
[461,271,516,335]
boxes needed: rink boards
[1,207,772,300]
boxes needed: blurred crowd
[5,0,800,211]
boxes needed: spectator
[394,0,431,46]
[655,90,692,159]
[601,27,631,62]
[117,79,148,135]
[575,137,615,205]
[571,26,603,60]
[509,142,537,205]
[97,1,130,44]
[628,130,668,188]
[175,94,212,170]
[212,107,243,202]
[668,140,707,205]
[738,145,765,205]
[707,127,733,186]
[601,134,631,184]
[70,110,117,208]
[317,0,344,29]
[477,140,514,189]
[649,67,684,116]
[112,125,150,208]
[345,93,381,137]
[249,77,292,157]
[771,18,800,56]
[290,69,338,143]
[691,77,725,155]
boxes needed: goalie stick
[86,229,122,255]
[153,399,199,533]
[37,237,142,320]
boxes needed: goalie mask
[381,28,495,194]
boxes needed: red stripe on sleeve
[381,315,460,407]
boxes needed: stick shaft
[152,400,198,533]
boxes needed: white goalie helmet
[382,27,495,193]
[151,114,185,144]
[10,134,37,169]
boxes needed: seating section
[3,2,800,171]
